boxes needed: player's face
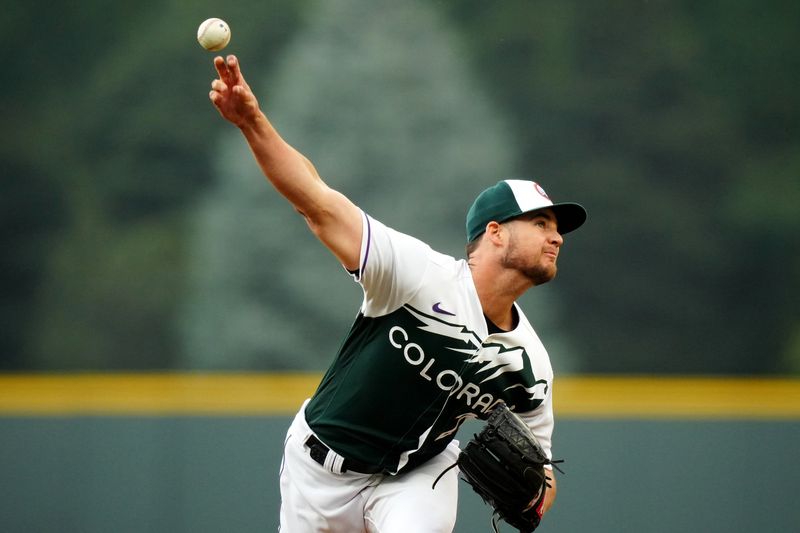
[501,209,564,285]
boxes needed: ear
[484,221,505,246]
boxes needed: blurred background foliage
[1,0,798,374]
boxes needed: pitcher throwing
[208,54,587,532]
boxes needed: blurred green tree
[447,0,800,373]
[15,0,305,369]
[178,0,581,370]
[1,0,797,374]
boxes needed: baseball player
[208,55,586,532]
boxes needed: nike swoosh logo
[432,302,456,316]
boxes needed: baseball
[197,18,231,51]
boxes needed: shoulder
[364,214,462,272]
[359,214,467,316]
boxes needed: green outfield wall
[1,375,798,533]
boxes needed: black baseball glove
[445,403,562,532]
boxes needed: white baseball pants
[278,402,461,532]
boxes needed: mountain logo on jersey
[400,305,548,408]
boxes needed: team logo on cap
[533,182,550,200]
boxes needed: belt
[304,435,383,474]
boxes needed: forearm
[542,469,557,514]
[238,109,362,268]
[210,55,362,269]
[239,111,328,220]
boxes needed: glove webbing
[430,447,563,492]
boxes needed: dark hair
[465,234,482,258]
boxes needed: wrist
[238,110,269,135]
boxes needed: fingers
[208,78,246,112]
[225,54,242,83]
[209,78,226,101]
[212,54,242,86]
[208,54,255,122]
[210,55,248,101]
[210,79,227,93]
[213,55,228,80]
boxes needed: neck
[469,261,532,331]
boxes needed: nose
[551,229,564,247]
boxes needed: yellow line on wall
[0,374,799,419]
[553,376,800,419]
[0,374,319,416]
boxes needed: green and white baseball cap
[466,179,587,242]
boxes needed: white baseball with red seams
[197,18,231,51]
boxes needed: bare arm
[542,469,557,515]
[523,468,556,520]
[208,55,363,270]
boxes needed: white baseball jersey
[304,212,555,474]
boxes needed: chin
[526,266,557,285]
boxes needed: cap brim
[530,202,587,234]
